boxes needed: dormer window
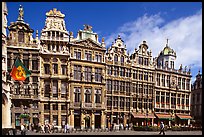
[121,56,124,64]
[18,31,24,43]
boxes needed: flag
[10,58,31,81]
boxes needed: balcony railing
[84,103,92,108]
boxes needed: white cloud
[105,10,202,71]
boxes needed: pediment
[74,38,104,49]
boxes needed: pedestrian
[159,121,165,135]
[21,124,25,135]
[126,123,128,130]
[66,123,70,133]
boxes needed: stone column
[81,112,85,130]
[39,102,44,125]
[101,111,105,129]
[70,110,74,129]
[50,103,53,124]
[91,112,95,130]
[58,103,61,127]
[29,54,32,70]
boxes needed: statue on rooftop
[18,5,24,21]
[84,24,92,31]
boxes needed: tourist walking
[159,121,165,135]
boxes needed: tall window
[121,56,124,64]
[106,79,112,92]
[126,68,131,77]
[74,87,81,102]
[157,74,160,86]
[85,88,92,103]
[95,68,102,82]
[132,83,136,94]
[144,99,147,109]
[95,53,102,62]
[149,72,153,82]
[139,71,143,80]
[114,66,119,76]
[120,81,125,92]
[171,93,176,108]
[139,57,143,65]
[95,89,101,103]
[182,78,185,90]
[85,51,92,61]
[53,64,58,74]
[61,82,67,98]
[186,79,190,90]
[113,97,118,107]
[33,76,38,83]
[178,77,181,89]
[107,66,112,75]
[139,84,142,94]
[120,67,125,77]
[167,75,170,87]
[177,94,180,106]
[186,95,189,106]
[74,50,81,60]
[156,91,160,103]
[144,58,148,66]
[170,61,174,69]
[44,81,50,97]
[144,72,148,81]
[120,97,125,108]
[182,94,185,106]
[32,55,38,70]
[84,66,92,82]
[144,85,148,95]
[148,99,152,110]
[126,82,130,93]
[18,31,24,43]
[133,98,137,108]
[114,55,118,63]
[166,93,170,104]
[133,70,137,79]
[161,92,165,106]
[44,64,50,74]
[74,65,82,80]
[126,98,130,108]
[107,96,112,106]
[114,81,119,91]
[61,65,67,75]
[52,81,58,98]
[138,98,142,109]
[162,74,165,87]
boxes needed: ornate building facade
[154,41,192,126]
[191,71,202,126]
[6,6,193,130]
[7,5,40,130]
[2,2,12,129]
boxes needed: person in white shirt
[21,124,25,135]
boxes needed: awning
[155,113,172,120]
[176,114,192,120]
[131,113,155,119]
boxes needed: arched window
[18,31,24,43]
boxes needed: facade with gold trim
[6,6,193,130]
[7,5,40,130]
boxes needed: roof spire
[166,38,169,47]
[18,5,24,21]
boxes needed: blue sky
[7,2,202,82]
